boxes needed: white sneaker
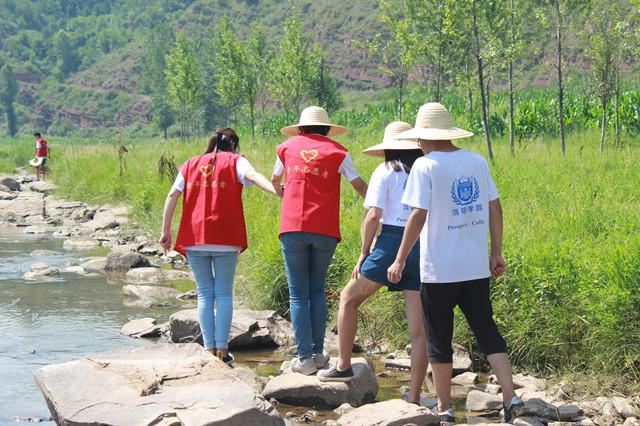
[313,350,330,368]
[291,357,317,375]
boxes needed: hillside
[0,0,635,137]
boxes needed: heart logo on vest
[300,150,319,163]
[199,165,214,177]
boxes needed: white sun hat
[29,157,43,167]
[395,102,474,140]
[280,106,349,137]
[362,121,420,158]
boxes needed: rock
[169,309,296,348]
[62,266,86,274]
[52,229,71,238]
[476,383,502,394]
[263,357,378,409]
[24,263,59,280]
[120,318,162,338]
[452,371,479,386]
[522,397,559,420]
[80,207,128,232]
[31,250,63,256]
[466,389,503,412]
[81,257,107,269]
[124,267,190,283]
[122,284,181,300]
[336,399,439,426]
[110,243,143,254]
[23,226,49,234]
[104,252,152,271]
[513,417,546,426]
[624,418,640,426]
[139,245,161,256]
[34,343,285,425]
[0,176,20,191]
[0,190,17,200]
[557,404,584,421]
[25,181,56,193]
[234,366,268,393]
[612,397,640,419]
[62,238,101,250]
[512,373,546,392]
[176,289,198,301]
[384,350,411,370]
[335,403,356,415]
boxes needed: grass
[2,113,639,396]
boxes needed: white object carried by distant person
[29,157,43,167]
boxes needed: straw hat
[280,106,349,137]
[395,102,474,141]
[29,157,43,167]
[362,121,420,158]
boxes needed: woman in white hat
[271,106,368,375]
[159,127,276,365]
[317,121,428,405]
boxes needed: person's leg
[336,275,382,370]
[458,278,515,404]
[186,250,216,351]
[403,289,428,404]
[421,282,459,413]
[35,165,40,180]
[211,251,238,356]
[307,233,338,356]
[281,232,313,359]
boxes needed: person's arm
[158,188,182,251]
[245,169,277,195]
[352,207,383,279]
[270,173,284,198]
[387,208,427,283]
[350,177,368,199]
[489,198,506,279]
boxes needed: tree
[142,23,175,139]
[246,26,271,140]
[270,11,315,118]
[53,29,80,80]
[356,0,418,120]
[166,32,202,143]
[212,16,246,126]
[310,52,343,115]
[0,64,19,137]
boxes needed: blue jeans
[185,250,238,350]
[280,232,338,359]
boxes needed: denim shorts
[360,224,421,292]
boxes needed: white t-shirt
[171,156,255,252]
[402,149,499,283]
[272,151,360,181]
[363,162,412,227]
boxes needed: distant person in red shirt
[159,127,276,364]
[33,132,50,181]
[270,106,368,375]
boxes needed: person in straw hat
[387,103,528,423]
[317,121,428,402]
[271,106,368,375]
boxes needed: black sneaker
[217,351,234,365]
[317,364,354,382]
[503,395,529,423]
[431,407,455,424]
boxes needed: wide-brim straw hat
[395,102,474,141]
[29,157,43,167]
[280,106,349,137]
[362,121,420,158]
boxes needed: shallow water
[0,227,479,425]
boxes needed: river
[1,227,449,425]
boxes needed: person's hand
[490,254,506,279]
[158,231,172,252]
[387,260,405,284]
[351,253,368,279]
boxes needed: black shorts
[420,277,507,363]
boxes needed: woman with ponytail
[159,128,276,364]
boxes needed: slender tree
[471,0,493,162]
[246,26,271,140]
[166,32,202,143]
[212,16,246,126]
[0,64,19,137]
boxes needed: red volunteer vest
[174,151,247,256]
[36,138,48,158]
[277,134,347,240]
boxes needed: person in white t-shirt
[317,121,428,405]
[387,103,528,424]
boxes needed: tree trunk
[472,0,493,162]
[600,100,606,153]
[509,60,515,155]
[615,68,620,144]
[555,1,566,156]
[398,62,405,121]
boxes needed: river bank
[1,170,639,425]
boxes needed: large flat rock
[34,343,285,426]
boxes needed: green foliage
[0,64,18,136]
